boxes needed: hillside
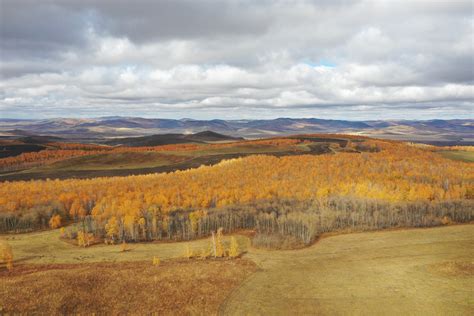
[0,134,355,181]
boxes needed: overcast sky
[0,0,473,120]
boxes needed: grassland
[3,229,251,264]
[0,260,257,314]
[1,225,472,314]
[37,152,186,171]
[438,150,474,162]
[222,225,474,315]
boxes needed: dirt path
[220,225,474,315]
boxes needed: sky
[0,0,473,120]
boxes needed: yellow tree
[105,216,119,243]
[77,231,86,247]
[123,215,136,240]
[229,236,239,258]
[138,217,146,240]
[69,200,87,220]
[49,214,62,229]
[215,228,224,257]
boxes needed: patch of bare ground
[0,259,257,314]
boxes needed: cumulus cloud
[0,0,473,119]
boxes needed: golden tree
[215,228,224,257]
[105,216,119,243]
[229,236,240,258]
[49,214,62,229]
[138,217,146,240]
[189,210,207,234]
[77,231,93,247]
[77,231,86,247]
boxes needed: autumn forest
[1,136,472,248]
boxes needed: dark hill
[19,135,64,144]
[185,131,243,142]
[104,131,240,147]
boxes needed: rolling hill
[1,117,472,145]
[104,131,242,147]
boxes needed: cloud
[0,0,473,119]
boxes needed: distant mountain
[0,117,472,145]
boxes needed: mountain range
[0,117,472,145]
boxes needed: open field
[222,225,474,315]
[1,225,472,314]
[3,229,251,264]
[36,152,187,171]
[438,150,474,163]
[0,260,257,314]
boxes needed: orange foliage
[47,142,111,150]
[49,214,62,229]
[1,139,472,225]
[436,146,474,152]
[0,149,107,171]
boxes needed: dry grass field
[1,225,472,314]
[2,229,251,264]
[222,225,474,315]
[0,260,256,314]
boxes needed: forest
[0,137,472,246]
